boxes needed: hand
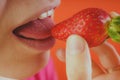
[56,35,120,80]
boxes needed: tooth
[39,12,47,19]
[47,9,54,16]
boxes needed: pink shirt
[27,58,58,80]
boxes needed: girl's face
[0,0,60,78]
[0,0,60,53]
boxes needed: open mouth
[12,9,56,51]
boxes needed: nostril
[49,0,55,2]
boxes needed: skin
[0,0,120,80]
[0,0,60,79]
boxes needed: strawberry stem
[108,16,120,42]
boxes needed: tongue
[13,18,55,39]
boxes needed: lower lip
[14,35,55,51]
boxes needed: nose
[0,0,7,18]
[48,0,61,8]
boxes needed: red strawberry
[52,8,111,47]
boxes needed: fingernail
[110,11,120,18]
[66,35,86,55]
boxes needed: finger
[66,35,92,80]
[92,60,104,78]
[110,11,120,18]
[56,48,105,76]
[92,41,120,72]
[56,48,105,78]
[56,35,104,78]
[56,48,66,62]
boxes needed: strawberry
[52,8,111,47]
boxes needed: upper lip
[12,6,57,31]
[32,6,56,21]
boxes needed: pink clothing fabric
[27,58,58,80]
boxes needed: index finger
[92,41,120,72]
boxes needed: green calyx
[108,16,120,42]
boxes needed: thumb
[66,35,92,80]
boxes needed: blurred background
[51,0,120,80]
